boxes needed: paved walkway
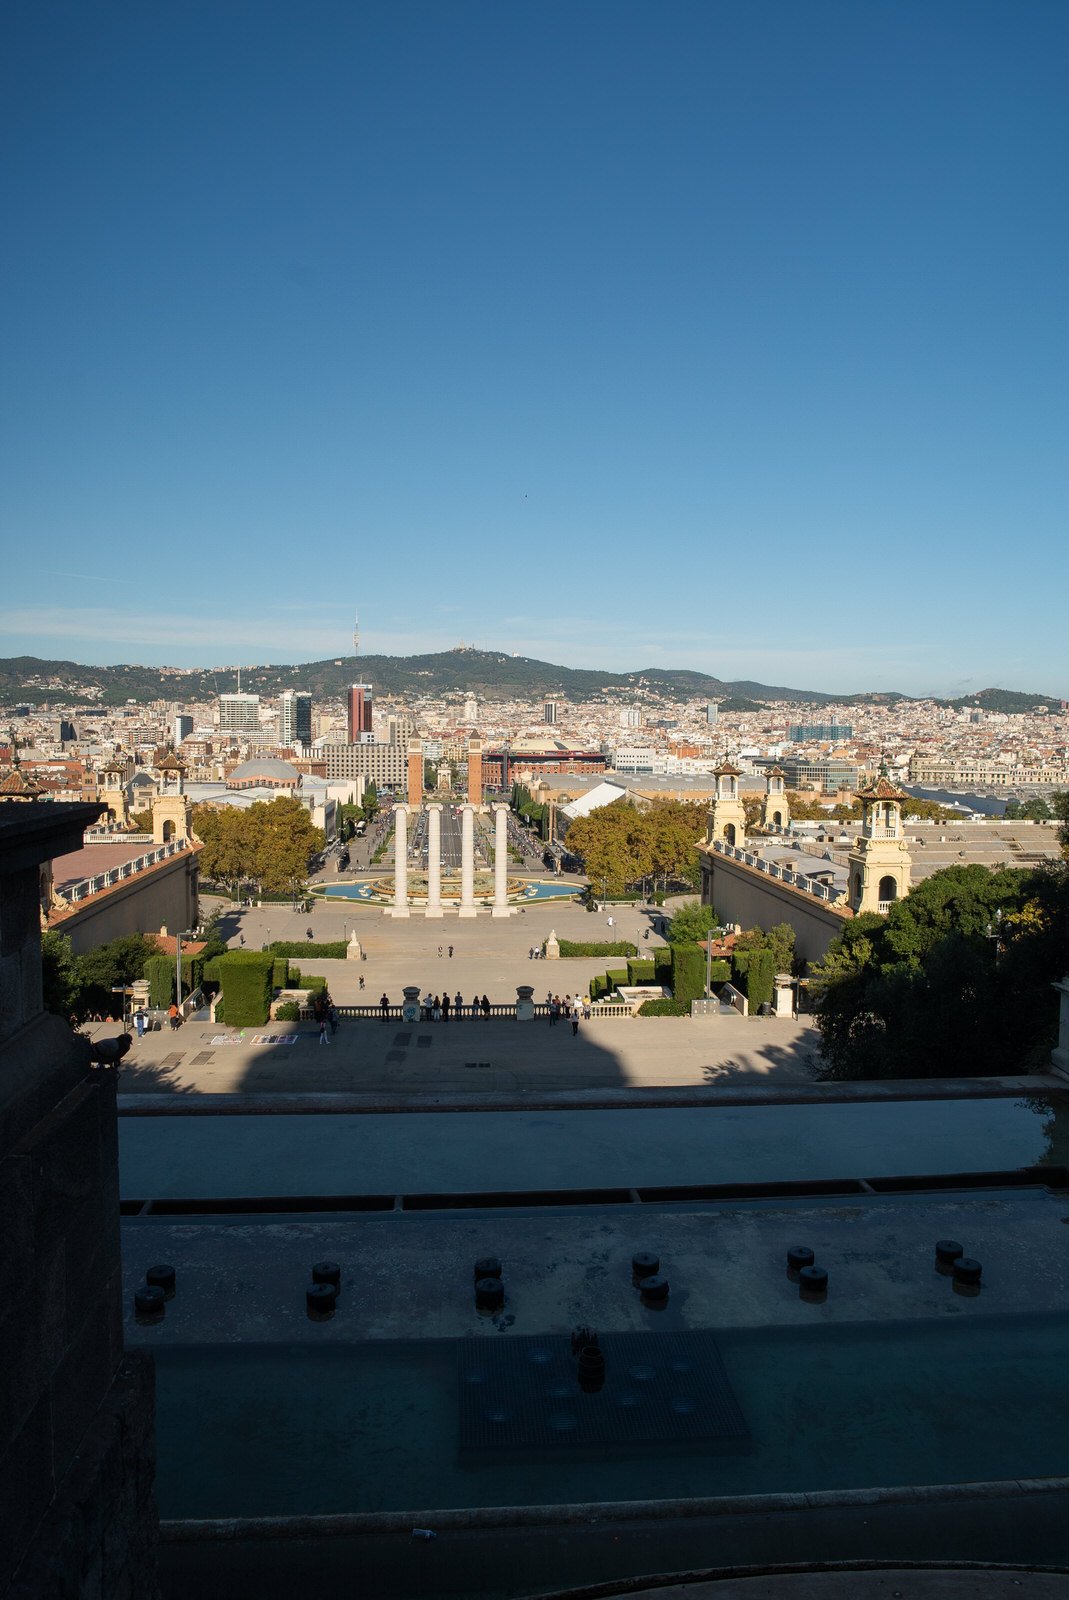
[116,1010,820,1095]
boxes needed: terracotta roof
[0,766,42,797]
[152,935,207,958]
[855,776,908,802]
[714,760,742,777]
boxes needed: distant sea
[903,785,1006,818]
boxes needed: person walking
[438,945,443,958]
[359,974,365,991]
[571,1009,580,1038]
[318,1017,330,1045]
[168,1002,179,1032]
[448,945,454,958]
[135,1009,146,1040]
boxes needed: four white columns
[387,802,515,918]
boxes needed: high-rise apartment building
[347,684,373,742]
[218,693,260,734]
[619,708,642,729]
[543,700,557,725]
[279,691,313,748]
[706,703,718,725]
[788,722,853,743]
[174,714,193,745]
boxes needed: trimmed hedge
[734,947,777,1012]
[637,998,691,1016]
[654,950,673,987]
[670,944,706,1007]
[605,967,629,989]
[708,959,732,984]
[626,958,656,984]
[216,952,274,1027]
[590,974,610,1001]
[272,957,290,991]
[266,940,349,959]
[275,1001,301,1021]
[290,970,327,994]
[145,954,174,1009]
[554,940,638,958]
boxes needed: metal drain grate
[458,1330,747,1451]
[160,1054,184,1067]
[464,1062,492,1069]
[190,1052,214,1065]
[416,1035,433,1048]
[393,1032,412,1046]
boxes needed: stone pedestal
[516,984,535,1021]
[402,984,421,1023]
[386,804,410,917]
[458,803,477,917]
[772,978,794,1018]
[1052,977,1069,1079]
[545,928,560,960]
[425,803,444,918]
[346,933,363,960]
[491,802,514,917]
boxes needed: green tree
[423,760,437,790]
[362,781,379,819]
[41,929,79,1017]
[252,795,324,896]
[735,921,796,975]
[666,900,717,944]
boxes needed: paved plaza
[112,889,826,1095]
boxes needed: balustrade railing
[63,839,189,903]
[711,838,845,910]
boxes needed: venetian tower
[847,774,912,914]
[152,748,191,844]
[99,757,129,828]
[762,765,789,832]
[705,760,747,849]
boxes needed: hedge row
[145,954,174,1009]
[215,951,275,1027]
[554,940,639,958]
[626,958,656,984]
[637,998,691,1016]
[734,947,777,1012]
[266,940,349,959]
[670,944,706,1007]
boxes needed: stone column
[425,803,444,918]
[516,984,535,1021]
[491,802,513,918]
[388,803,410,917]
[458,803,477,917]
[402,984,421,1023]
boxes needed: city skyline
[3,3,1067,694]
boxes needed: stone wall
[1,802,160,1599]
[701,849,850,964]
[48,852,199,956]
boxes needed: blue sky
[2,1,1066,696]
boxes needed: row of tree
[192,795,325,897]
[564,799,707,895]
[42,921,230,1021]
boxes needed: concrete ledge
[160,1474,1069,1540]
[118,1074,1061,1117]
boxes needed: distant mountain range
[0,652,1059,716]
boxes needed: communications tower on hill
[353,611,360,656]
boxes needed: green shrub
[637,998,691,1016]
[708,959,731,984]
[605,967,629,989]
[626,958,656,984]
[670,944,706,1006]
[275,1001,301,1021]
[289,970,327,995]
[145,954,174,1009]
[271,957,290,991]
[590,974,609,1001]
[215,952,274,1026]
[202,956,222,984]
[266,940,349,959]
[654,950,673,987]
[214,999,225,1022]
[734,947,777,1012]
[554,940,638,957]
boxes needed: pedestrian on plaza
[529,946,535,960]
[583,997,591,1020]
[549,996,560,1026]
[454,991,463,1011]
[563,995,572,1018]
[168,1002,179,1032]
[319,1018,330,1045]
[571,1009,580,1038]
[239,933,245,947]
[441,992,450,1019]
[471,995,480,1017]
[448,945,454,958]
[380,992,390,1019]
[329,1003,338,1036]
[438,945,443,958]
[432,996,442,1021]
[306,926,314,941]
[422,994,432,1021]
[359,974,365,990]
[135,1009,146,1039]
[481,994,491,1019]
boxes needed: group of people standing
[547,993,585,1035]
[378,992,492,1021]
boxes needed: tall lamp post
[705,922,724,1000]
[176,928,195,1013]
